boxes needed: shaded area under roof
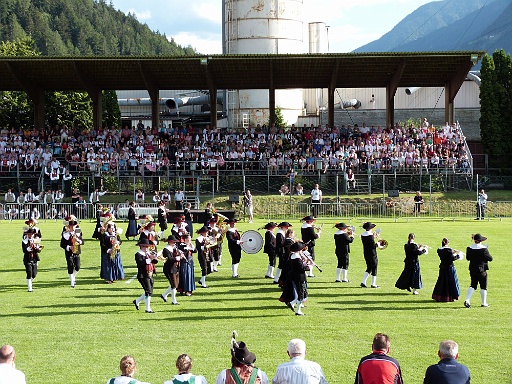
[0,52,485,92]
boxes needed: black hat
[136,238,154,247]
[196,226,209,234]
[231,341,256,365]
[473,233,487,242]
[335,222,348,229]
[362,222,376,230]
[278,222,292,228]
[290,241,308,252]
[224,218,238,224]
[165,235,179,242]
[302,215,316,222]
[264,222,278,230]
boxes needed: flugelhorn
[374,229,388,249]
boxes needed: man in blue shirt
[424,340,470,384]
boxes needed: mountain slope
[354,0,511,54]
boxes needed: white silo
[223,0,304,127]
[304,22,328,115]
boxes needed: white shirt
[106,376,148,384]
[0,362,26,384]
[165,373,207,384]
[311,188,322,201]
[272,356,328,384]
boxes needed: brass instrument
[452,248,465,260]
[418,244,431,254]
[71,232,81,254]
[109,236,121,259]
[347,226,356,237]
[374,229,388,250]
[301,250,323,272]
[205,236,218,250]
[30,238,44,250]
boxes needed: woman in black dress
[395,233,427,295]
[432,238,461,302]
[125,201,138,240]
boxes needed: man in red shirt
[355,333,403,384]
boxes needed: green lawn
[1,217,510,383]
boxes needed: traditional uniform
[157,201,168,239]
[195,226,210,288]
[177,234,197,296]
[273,222,292,284]
[334,223,354,282]
[60,218,83,288]
[133,238,158,313]
[160,235,182,305]
[22,228,41,292]
[432,240,461,302]
[360,222,379,288]
[225,219,242,278]
[395,236,427,294]
[263,222,278,279]
[464,233,493,308]
[300,215,320,278]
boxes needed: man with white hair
[0,344,26,384]
[423,340,470,384]
[272,339,328,384]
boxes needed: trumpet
[418,244,431,254]
[30,238,44,250]
[347,226,356,237]
[315,223,324,232]
[452,249,465,260]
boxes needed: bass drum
[240,230,263,254]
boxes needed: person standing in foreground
[310,184,322,218]
[360,222,379,288]
[106,355,148,384]
[355,333,403,384]
[164,354,207,384]
[423,340,470,384]
[0,344,26,384]
[216,337,269,384]
[476,189,487,220]
[272,338,328,384]
[333,222,354,283]
[464,233,493,308]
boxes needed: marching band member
[22,228,41,292]
[125,201,138,240]
[178,233,197,296]
[161,190,171,206]
[160,235,183,305]
[195,226,210,288]
[157,200,168,239]
[274,222,292,284]
[152,190,161,204]
[360,222,379,288]
[171,215,188,240]
[139,220,159,249]
[432,238,461,302]
[225,218,243,278]
[288,241,311,316]
[60,217,83,288]
[100,223,124,283]
[300,215,321,278]
[395,233,427,295]
[334,223,354,283]
[24,218,42,238]
[183,202,193,235]
[92,204,104,240]
[464,233,493,308]
[132,238,158,313]
[263,222,278,279]
[208,216,223,273]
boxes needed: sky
[110,0,435,54]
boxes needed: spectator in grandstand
[0,344,26,384]
[279,184,289,196]
[414,191,424,216]
[423,340,470,384]
[272,338,327,384]
[355,333,403,384]
[4,188,16,203]
[90,188,107,206]
[243,189,254,223]
[345,169,356,190]
[135,189,145,204]
[62,169,72,196]
[295,183,304,195]
[8,206,19,222]
[174,188,185,210]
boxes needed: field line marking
[125,275,137,284]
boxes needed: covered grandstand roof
[0,52,485,92]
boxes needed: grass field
[1,217,510,383]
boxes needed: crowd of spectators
[0,120,471,182]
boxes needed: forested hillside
[0,0,196,56]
